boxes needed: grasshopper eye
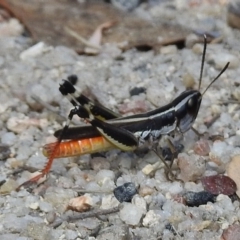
[187,96,201,115]
[188,98,195,108]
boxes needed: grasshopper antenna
[202,62,229,96]
[198,35,207,90]
[198,35,230,96]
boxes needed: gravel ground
[1,1,240,240]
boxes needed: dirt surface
[1,1,240,240]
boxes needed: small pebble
[182,72,195,88]
[101,195,119,209]
[178,153,206,182]
[77,218,100,230]
[139,186,154,197]
[20,42,51,60]
[0,144,11,160]
[193,139,210,156]
[64,229,79,240]
[232,88,240,102]
[183,191,216,207]
[142,161,162,175]
[222,223,240,240]
[90,157,110,171]
[1,132,17,146]
[118,156,132,169]
[201,175,237,196]
[209,141,232,167]
[29,202,39,210]
[0,179,18,194]
[6,116,38,134]
[39,201,53,213]
[160,45,177,55]
[185,33,200,48]
[22,221,52,240]
[119,203,143,226]
[192,43,204,55]
[44,187,76,212]
[0,18,23,37]
[209,52,239,70]
[142,210,162,227]
[227,1,240,29]
[95,170,115,183]
[132,195,147,214]
[5,157,23,169]
[66,195,93,212]
[97,225,130,240]
[227,155,240,198]
[129,86,146,96]
[111,0,141,11]
[113,182,137,203]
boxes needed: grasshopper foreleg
[149,135,184,181]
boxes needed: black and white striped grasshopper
[18,36,229,188]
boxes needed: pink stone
[201,175,237,195]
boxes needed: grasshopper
[18,36,229,189]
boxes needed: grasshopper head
[173,90,202,133]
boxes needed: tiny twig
[31,94,66,121]
[73,188,112,194]
[65,27,101,50]
[222,100,240,105]
[31,94,61,114]
[10,166,39,176]
[51,206,120,228]
[171,225,182,239]
[191,127,203,138]
[31,94,80,125]
[205,114,220,128]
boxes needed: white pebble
[29,202,39,210]
[39,201,53,213]
[132,195,147,214]
[156,181,183,195]
[84,182,101,192]
[192,43,204,55]
[118,156,132,169]
[209,52,239,70]
[101,195,119,209]
[210,141,228,156]
[96,170,115,182]
[160,45,177,55]
[1,132,16,146]
[142,210,162,227]
[116,175,133,186]
[65,229,79,240]
[20,42,52,60]
[119,203,144,226]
